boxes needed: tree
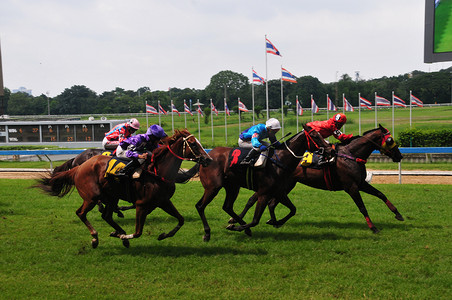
[204,70,250,108]
[53,85,97,114]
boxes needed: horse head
[377,124,403,162]
[171,129,212,167]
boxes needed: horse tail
[175,164,200,183]
[52,158,75,174]
[35,167,79,197]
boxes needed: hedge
[398,128,452,147]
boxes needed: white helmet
[265,118,281,130]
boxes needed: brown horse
[176,124,333,242]
[35,129,212,248]
[233,124,404,233]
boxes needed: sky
[1,0,452,97]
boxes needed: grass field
[1,179,451,299]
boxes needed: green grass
[1,180,451,299]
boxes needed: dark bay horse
[35,130,212,248]
[177,124,333,242]
[233,124,404,234]
[52,149,111,173]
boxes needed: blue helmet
[146,125,167,138]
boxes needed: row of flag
[146,99,240,117]
[294,93,423,116]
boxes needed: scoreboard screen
[0,121,117,144]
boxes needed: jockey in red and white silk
[307,113,353,142]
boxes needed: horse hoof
[157,233,166,240]
[228,217,236,224]
[110,231,120,238]
[371,227,380,234]
[226,224,235,231]
[91,239,99,249]
[244,228,252,237]
[395,215,404,221]
[266,219,276,225]
[122,239,130,248]
[116,211,124,218]
[203,235,210,242]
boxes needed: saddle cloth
[227,147,268,168]
[104,157,130,177]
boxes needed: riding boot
[117,160,138,177]
[240,148,260,165]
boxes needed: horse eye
[386,137,394,145]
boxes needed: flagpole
[375,92,377,128]
[210,99,214,145]
[224,98,228,145]
[358,93,362,135]
[238,97,241,134]
[311,95,314,122]
[392,91,395,134]
[171,100,174,133]
[251,67,255,125]
[265,35,269,120]
[409,90,412,128]
[184,99,187,129]
[158,100,161,126]
[296,95,299,133]
[197,103,201,141]
[326,94,329,120]
[146,101,149,128]
[280,66,284,136]
[342,93,346,133]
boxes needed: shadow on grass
[108,244,268,257]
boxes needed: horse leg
[195,187,221,242]
[228,192,258,224]
[120,203,155,241]
[345,186,380,233]
[117,204,136,211]
[266,194,297,227]
[75,200,100,248]
[359,181,404,221]
[228,194,269,232]
[156,199,184,241]
[222,186,252,237]
[100,200,130,248]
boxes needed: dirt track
[0,171,450,184]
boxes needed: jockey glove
[259,145,267,151]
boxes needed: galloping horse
[177,124,333,242]
[53,149,110,173]
[35,130,212,248]
[233,124,404,233]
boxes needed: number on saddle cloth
[300,152,322,169]
[228,148,252,167]
[104,157,130,177]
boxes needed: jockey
[307,113,353,142]
[102,118,140,151]
[238,118,281,165]
[115,124,167,177]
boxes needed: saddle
[228,147,268,168]
[104,157,130,177]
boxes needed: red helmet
[128,118,140,130]
[333,113,347,125]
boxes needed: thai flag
[158,104,167,115]
[253,70,265,84]
[224,100,230,116]
[197,105,204,116]
[211,102,218,116]
[146,104,158,115]
[296,99,303,116]
[376,95,390,106]
[311,98,319,113]
[343,97,354,112]
[171,103,180,116]
[393,95,406,107]
[184,100,193,115]
[266,37,281,56]
[359,96,372,110]
[281,67,297,83]
[410,94,423,107]
[327,96,337,111]
[238,100,249,112]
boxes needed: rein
[337,153,367,164]
[284,129,320,159]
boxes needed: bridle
[166,134,208,163]
[284,129,323,159]
[362,129,396,155]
